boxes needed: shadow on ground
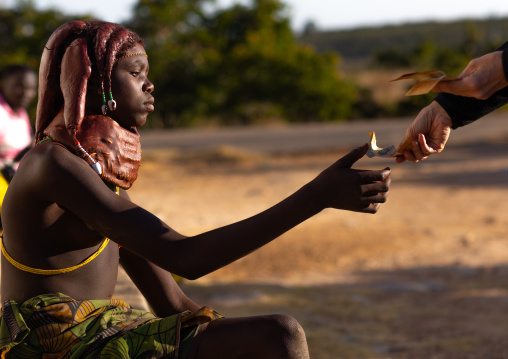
[181,265,508,359]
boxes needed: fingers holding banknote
[395,101,452,163]
[432,51,508,99]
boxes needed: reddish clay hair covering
[35,20,144,143]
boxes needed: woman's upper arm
[33,144,186,257]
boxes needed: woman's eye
[130,71,141,76]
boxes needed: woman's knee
[265,314,306,341]
[262,314,309,358]
[194,314,309,359]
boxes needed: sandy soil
[123,122,508,358]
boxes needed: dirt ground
[124,124,508,359]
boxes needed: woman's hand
[311,144,391,214]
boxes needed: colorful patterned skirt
[0,293,222,358]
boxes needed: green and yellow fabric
[0,293,222,358]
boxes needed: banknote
[391,70,458,96]
[367,132,413,158]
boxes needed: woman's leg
[193,314,310,359]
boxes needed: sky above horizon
[2,0,508,32]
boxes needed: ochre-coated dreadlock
[35,20,144,143]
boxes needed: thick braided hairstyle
[35,20,144,143]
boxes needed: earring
[107,91,116,111]
[101,92,107,115]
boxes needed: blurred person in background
[395,41,508,162]
[0,64,37,180]
[0,64,37,220]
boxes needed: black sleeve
[434,41,508,129]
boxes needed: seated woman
[0,20,391,358]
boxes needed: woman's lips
[145,98,155,112]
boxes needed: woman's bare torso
[1,142,120,303]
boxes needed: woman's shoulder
[22,140,82,172]
[14,140,93,193]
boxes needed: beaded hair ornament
[35,20,144,178]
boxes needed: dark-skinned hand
[310,144,391,214]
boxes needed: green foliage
[0,0,93,119]
[375,39,471,74]
[125,0,214,127]
[0,0,93,69]
[128,0,356,126]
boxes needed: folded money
[367,132,413,158]
[391,70,458,96]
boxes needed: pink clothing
[0,94,32,167]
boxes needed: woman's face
[108,44,154,130]
[1,70,37,110]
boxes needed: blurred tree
[461,21,484,57]
[374,39,469,74]
[409,40,469,74]
[127,0,356,126]
[0,0,92,69]
[373,47,411,68]
[126,0,217,127]
[202,0,356,124]
[0,0,92,119]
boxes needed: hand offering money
[391,70,458,96]
[367,132,413,158]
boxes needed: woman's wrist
[301,181,326,215]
